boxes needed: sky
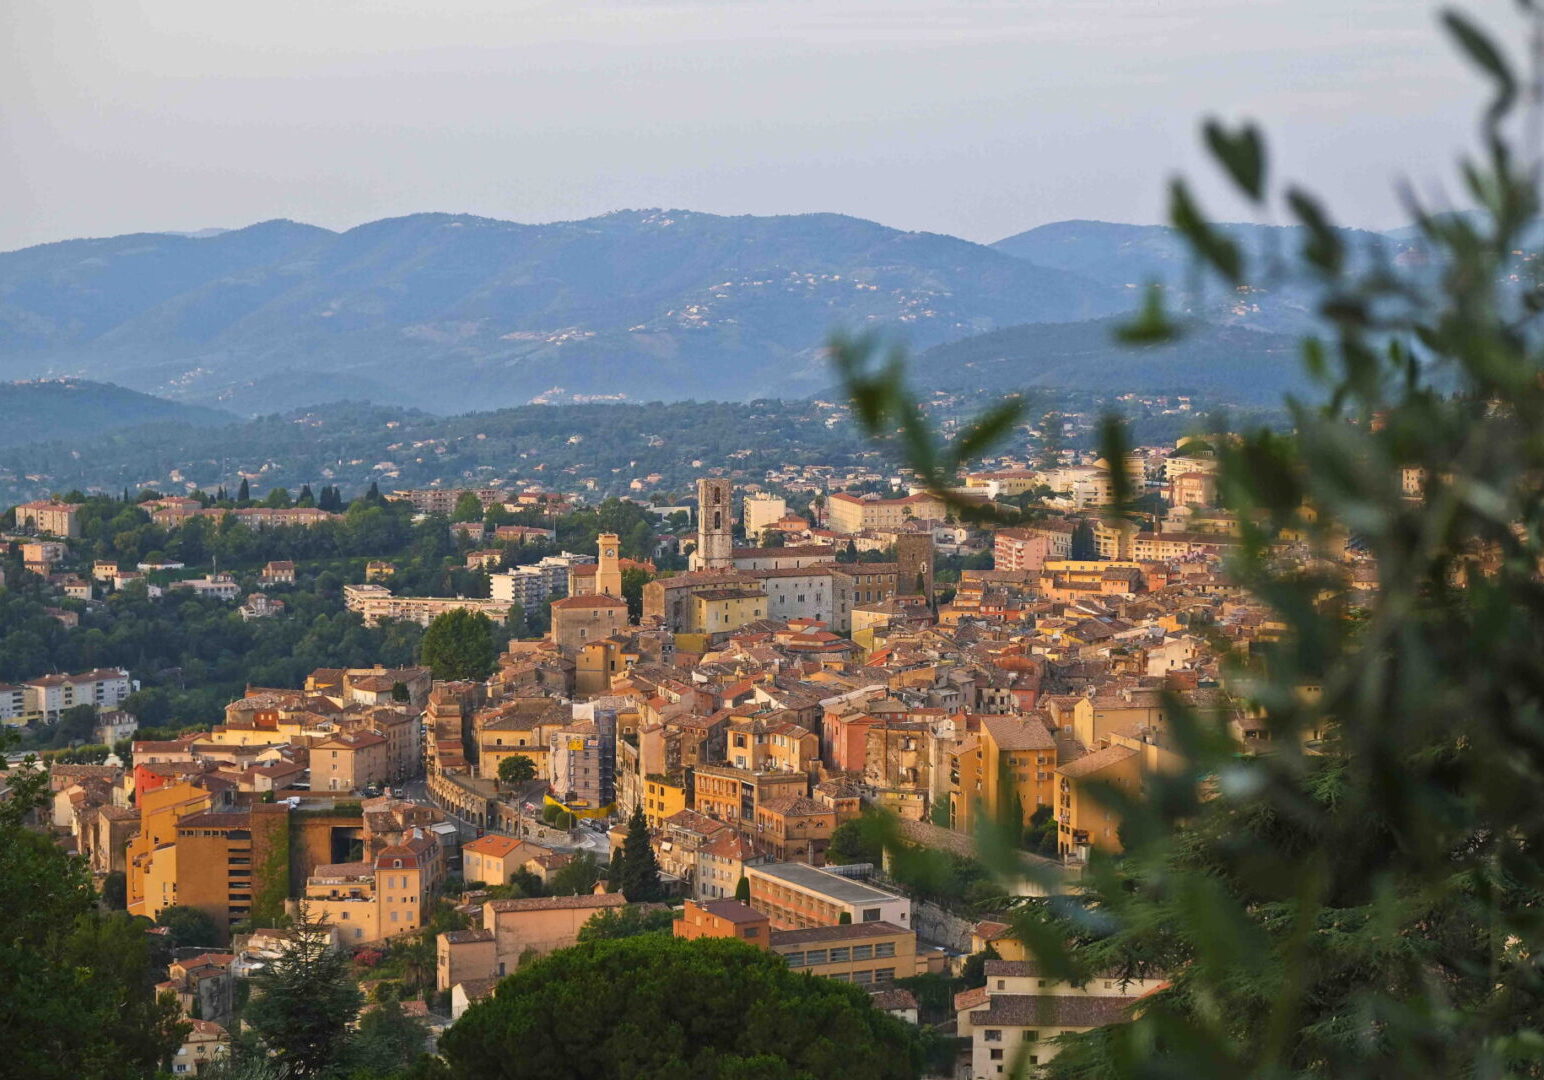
[0,0,1521,253]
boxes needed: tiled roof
[1056,743,1139,780]
[769,921,908,946]
[486,893,626,913]
[968,993,1136,1028]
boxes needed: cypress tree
[619,805,661,902]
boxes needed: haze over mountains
[0,210,1417,415]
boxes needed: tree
[237,478,250,503]
[440,936,922,1080]
[244,906,363,1078]
[349,999,429,1077]
[102,869,127,910]
[618,804,662,902]
[575,904,676,941]
[0,737,187,1079]
[734,875,750,903]
[834,9,1544,1077]
[826,818,882,866]
[157,903,221,949]
[451,491,484,523]
[548,851,603,896]
[420,608,496,681]
[496,754,537,787]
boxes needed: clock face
[605,548,616,558]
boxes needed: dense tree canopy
[419,609,497,681]
[440,936,923,1080]
[0,744,186,1078]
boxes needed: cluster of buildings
[14,436,1373,1077]
[0,666,134,725]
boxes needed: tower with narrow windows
[596,532,623,598]
[692,477,734,571]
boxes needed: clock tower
[596,532,623,598]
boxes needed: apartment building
[956,960,1161,1078]
[344,583,511,627]
[746,863,911,931]
[770,921,917,986]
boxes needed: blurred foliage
[839,6,1544,1076]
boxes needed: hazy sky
[0,0,1520,252]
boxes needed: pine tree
[734,875,750,903]
[618,805,661,902]
[237,477,250,503]
[244,906,362,1077]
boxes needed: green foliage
[576,904,677,942]
[548,852,603,897]
[618,805,663,902]
[495,754,537,786]
[0,734,187,1078]
[826,817,883,866]
[419,608,496,681]
[450,491,483,523]
[156,903,221,949]
[102,869,127,910]
[244,908,363,1078]
[440,936,923,1080]
[734,875,750,903]
[348,1000,430,1079]
[841,9,1544,1077]
[959,944,1000,990]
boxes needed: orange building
[674,899,771,947]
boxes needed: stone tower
[692,477,734,571]
[896,532,935,602]
[596,532,622,599]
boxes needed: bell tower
[692,477,734,571]
[596,532,623,598]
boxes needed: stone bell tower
[692,477,734,571]
[596,532,623,598]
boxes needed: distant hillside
[913,317,1304,402]
[991,220,1415,334]
[0,211,1124,414]
[0,379,232,448]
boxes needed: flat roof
[750,863,906,906]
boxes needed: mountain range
[0,210,1418,415]
[0,379,231,448]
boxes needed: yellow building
[946,714,1058,835]
[826,491,950,534]
[1056,733,1182,856]
[693,588,767,636]
[770,921,920,986]
[304,834,439,944]
[642,774,688,829]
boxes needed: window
[785,952,804,967]
[990,1050,1004,1061]
[828,948,849,963]
[862,908,880,921]
[1023,1031,1039,1042]
[805,949,826,965]
[852,944,873,961]
[984,1030,1003,1042]
[874,941,895,958]
[874,968,894,982]
[852,970,873,985]
[996,979,1005,990]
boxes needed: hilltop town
[0,432,1383,1077]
